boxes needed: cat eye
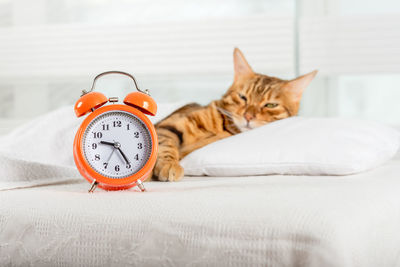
[264,103,278,108]
[238,94,247,102]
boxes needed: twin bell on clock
[73,71,158,193]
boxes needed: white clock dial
[82,111,152,178]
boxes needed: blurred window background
[0,0,399,134]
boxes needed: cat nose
[244,112,254,122]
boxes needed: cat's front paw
[153,160,184,182]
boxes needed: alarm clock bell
[74,92,108,117]
[124,91,157,116]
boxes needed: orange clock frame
[73,104,158,191]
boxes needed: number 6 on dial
[73,71,158,192]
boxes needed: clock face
[82,110,152,178]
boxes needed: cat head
[217,48,317,133]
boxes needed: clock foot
[88,179,98,193]
[136,179,146,192]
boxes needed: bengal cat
[153,48,317,181]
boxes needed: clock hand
[103,147,115,171]
[106,149,115,163]
[100,141,115,146]
[100,140,130,165]
[117,147,130,165]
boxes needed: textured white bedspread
[1,159,400,267]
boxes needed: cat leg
[153,128,184,182]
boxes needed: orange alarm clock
[73,71,158,192]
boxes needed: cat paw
[154,161,184,182]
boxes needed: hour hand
[100,141,115,146]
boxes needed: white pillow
[181,117,400,176]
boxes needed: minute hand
[117,148,130,165]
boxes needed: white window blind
[300,15,400,75]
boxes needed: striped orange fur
[153,48,317,181]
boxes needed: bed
[1,154,400,266]
[0,105,399,266]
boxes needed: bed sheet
[1,159,400,267]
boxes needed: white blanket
[1,159,400,266]
[1,106,400,266]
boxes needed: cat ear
[233,47,254,81]
[284,70,318,101]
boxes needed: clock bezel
[73,104,158,190]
